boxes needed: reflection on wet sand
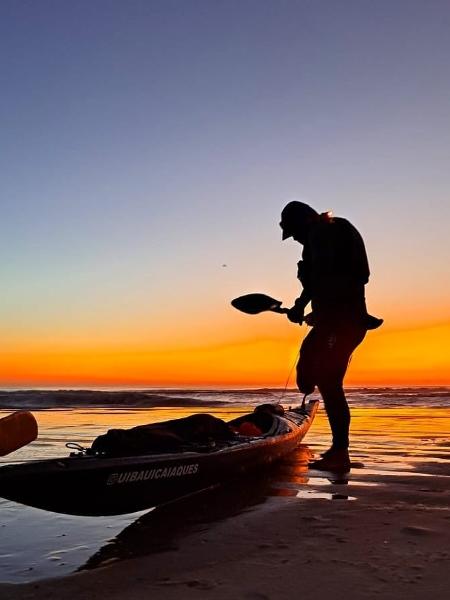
[80,471,274,571]
[80,445,367,570]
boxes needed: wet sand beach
[0,463,448,600]
[0,393,449,599]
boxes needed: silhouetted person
[280,201,381,470]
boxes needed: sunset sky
[1,1,449,387]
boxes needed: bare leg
[317,381,350,451]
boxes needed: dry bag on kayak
[90,413,235,456]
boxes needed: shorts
[296,324,366,395]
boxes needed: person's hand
[287,305,304,324]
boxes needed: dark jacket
[296,216,370,326]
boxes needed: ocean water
[0,387,449,583]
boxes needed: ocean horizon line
[1,384,449,392]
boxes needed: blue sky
[1,0,449,352]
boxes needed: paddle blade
[231,293,283,314]
[0,411,38,456]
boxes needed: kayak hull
[0,401,318,516]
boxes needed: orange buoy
[0,411,38,456]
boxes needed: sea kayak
[0,400,318,516]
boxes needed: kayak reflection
[79,469,277,571]
[79,445,324,571]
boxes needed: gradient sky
[1,0,449,386]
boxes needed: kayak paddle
[231,293,382,329]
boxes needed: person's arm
[287,256,312,323]
[288,224,335,324]
[287,291,311,323]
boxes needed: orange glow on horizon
[1,321,449,388]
